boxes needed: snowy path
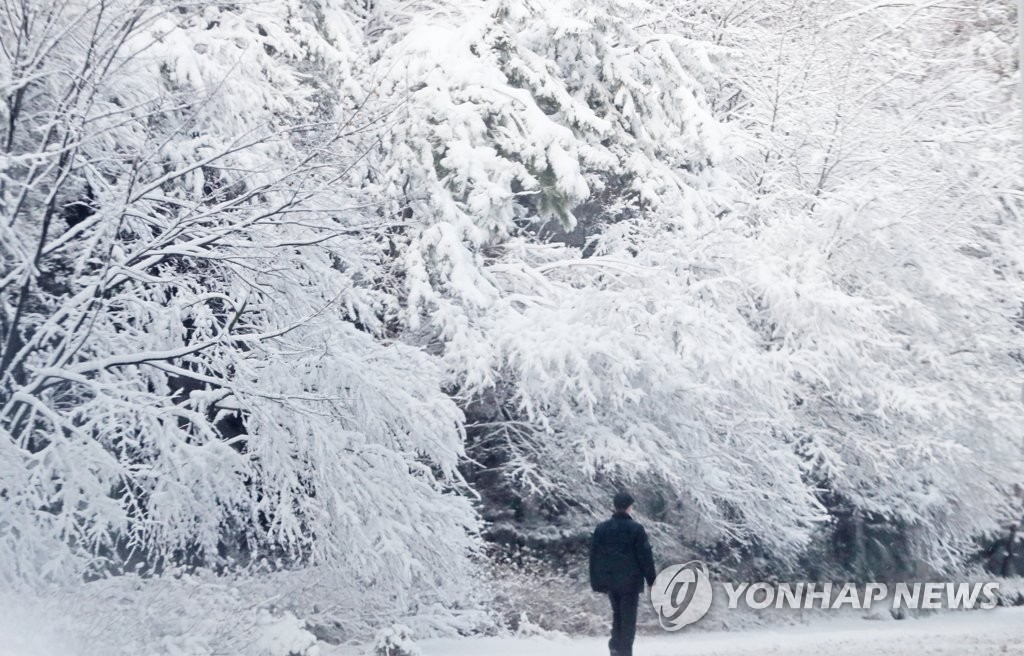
[328,608,1024,656]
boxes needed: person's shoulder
[627,517,648,534]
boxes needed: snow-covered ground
[327,608,1024,656]
[3,598,1023,656]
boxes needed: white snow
[326,608,1024,656]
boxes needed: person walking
[589,491,657,656]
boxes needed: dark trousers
[607,590,640,656]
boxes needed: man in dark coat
[589,491,657,656]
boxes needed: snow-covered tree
[3,4,1022,648]
[351,0,825,556]
[355,0,1024,571]
[701,0,1024,570]
[0,0,477,622]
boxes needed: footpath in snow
[327,607,1024,656]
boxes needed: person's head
[613,491,634,513]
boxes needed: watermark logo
[721,581,1000,611]
[650,560,713,630]
[651,562,1001,630]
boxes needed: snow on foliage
[0,0,1022,647]
[372,624,422,656]
[0,0,476,624]
[716,0,1024,567]
[354,0,1023,567]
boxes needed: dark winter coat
[589,512,657,594]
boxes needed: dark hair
[613,491,635,511]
